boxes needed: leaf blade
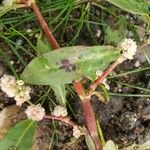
[0,119,37,150]
[21,46,120,85]
[106,0,149,15]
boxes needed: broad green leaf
[106,0,149,15]
[0,119,37,150]
[0,4,25,17]
[36,32,52,55]
[21,46,120,85]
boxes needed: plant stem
[82,99,102,150]
[88,60,119,96]
[20,0,60,49]
[73,81,102,149]
[22,1,102,149]
[31,2,60,49]
[73,81,85,98]
[44,115,76,127]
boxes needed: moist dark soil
[0,1,150,150]
[69,60,150,149]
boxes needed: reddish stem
[73,81,85,97]
[21,1,102,149]
[20,0,60,49]
[44,115,76,127]
[31,3,60,49]
[73,81,102,149]
[88,60,119,95]
[82,99,102,150]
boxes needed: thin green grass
[112,80,150,93]
[109,66,150,78]
[0,48,19,79]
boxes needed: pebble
[117,111,139,131]
[134,61,141,67]
[96,29,101,37]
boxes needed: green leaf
[106,0,149,15]
[103,140,117,150]
[105,17,127,45]
[50,84,67,107]
[85,133,96,150]
[0,4,24,17]
[36,32,52,55]
[21,46,120,85]
[105,27,124,45]
[0,119,37,150]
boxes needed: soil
[70,60,150,149]
[0,1,150,150]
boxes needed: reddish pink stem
[88,60,119,95]
[73,81,102,149]
[44,115,76,127]
[82,99,102,150]
[31,3,60,49]
[20,1,102,149]
[20,0,60,49]
[73,81,85,97]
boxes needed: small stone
[96,29,101,37]
[135,61,141,67]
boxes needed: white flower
[73,126,82,139]
[14,87,31,106]
[25,104,45,121]
[0,74,31,106]
[51,105,68,117]
[16,80,24,86]
[14,86,31,106]
[0,74,17,97]
[102,79,110,90]
[120,38,137,60]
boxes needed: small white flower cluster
[73,126,82,139]
[0,74,31,106]
[120,38,137,60]
[96,71,110,90]
[51,105,68,117]
[0,74,45,121]
[25,104,45,121]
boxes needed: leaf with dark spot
[21,46,121,85]
[59,59,76,72]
